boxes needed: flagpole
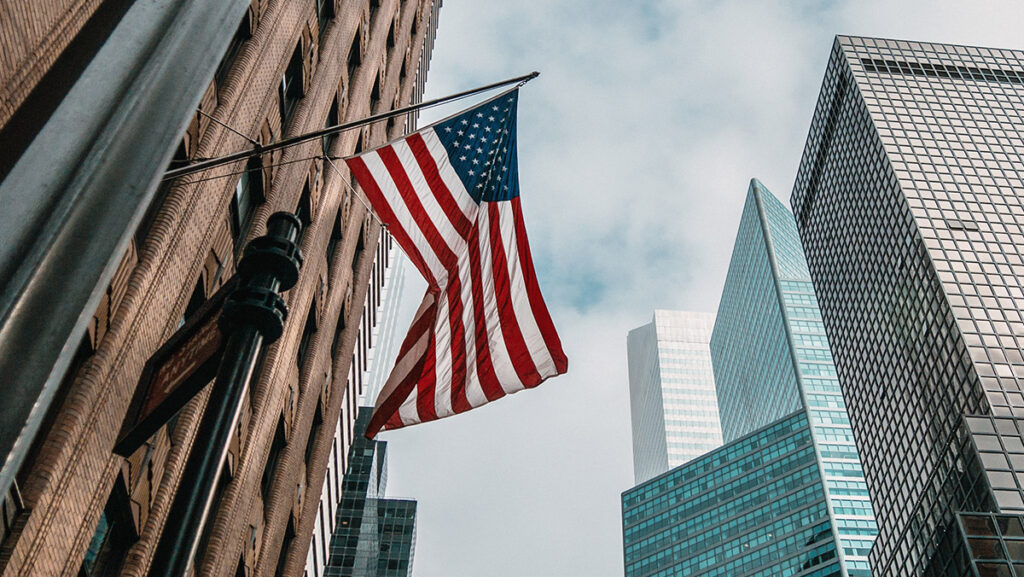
[163,71,539,181]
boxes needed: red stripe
[377,145,472,416]
[466,214,506,402]
[377,146,459,275]
[407,133,473,240]
[487,203,541,387]
[415,333,439,422]
[444,274,472,413]
[511,197,568,376]
[365,295,438,438]
[346,155,437,287]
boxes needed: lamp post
[148,212,303,577]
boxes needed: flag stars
[444,126,452,132]
[488,116,495,121]
[461,119,469,125]
[459,155,467,161]
[476,112,484,118]
[457,130,464,136]
[468,169,475,176]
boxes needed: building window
[327,208,343,272]
[305,402,324,467]
[230,157,264,245]
[297,305,317,369]
[179,278,206,328]
[352,222,365,275]
[79,477,136,577]
[261,418,287,507]
[322,96,339,155]
[275,520,296,577]
[296,180,313,230]
[316,0,333,39]
[369,76,380,114]
[331,300,347,357]
[280,43,304,126]
[215,15,251,91]
[347,33,361,81]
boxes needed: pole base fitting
[220,286,289,342]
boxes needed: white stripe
[421,129,478,218]
[476,206,525,395]
[392,139,468,257]
[393,138,485,414]
[397,381,420,425]
[377,292,434,428]
[362,151,449,286]
[456,249,487,408]
[432,289,455,418]
[496,202,558,377]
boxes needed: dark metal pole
[162,71,539,181]
[148,213,303,577]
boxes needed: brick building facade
[0,1,439,576]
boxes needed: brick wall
[0,0,437,575]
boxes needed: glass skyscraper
[323,408,416,577]
[713,179,875,574]
[790,36,1024,577]
[621,180,876,577]
[627,310,722,483]
[623,410,867,577]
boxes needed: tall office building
[304,234,412,577]
[361,247,407,407]
[0,2,440,576]
[627,310,722,483]
[621,180,876,577]
[791,36,1024,577]
[711,179,876,574]
[322,408,416,577]
[623,410,866,577]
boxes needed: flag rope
[163,72,539,182]
[323,154,386,228]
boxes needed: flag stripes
[346,90,567,438]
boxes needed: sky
[379,2,1024,576]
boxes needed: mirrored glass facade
[711,179,876,574]
[622,411,858,577]
[790,36,1024,577]
[323,408,416,577]
[628,311,723,483]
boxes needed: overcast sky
[380,2,1024,576]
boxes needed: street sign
[114,276,239,456]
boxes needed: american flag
[346,89,568,438]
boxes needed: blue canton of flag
[434,93,520,203]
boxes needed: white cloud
[383,2,1024,576]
